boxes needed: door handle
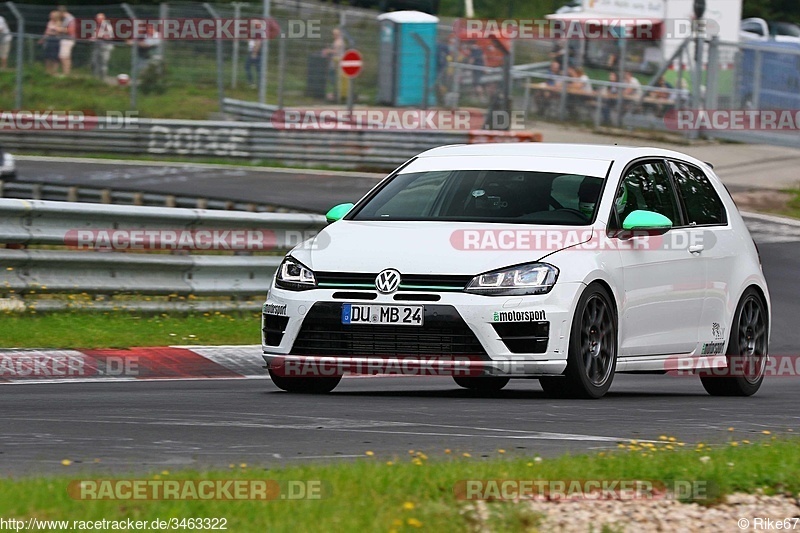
[688,244,704,254]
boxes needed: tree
[743,0,800,21]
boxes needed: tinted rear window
[668,161,727,226]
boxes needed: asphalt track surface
[2,237,798,476]
[14,158,382,213]
[3,158,800,474]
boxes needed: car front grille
[290,303,487,357]
[315,272,472,292]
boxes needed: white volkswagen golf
[262,144,770,398]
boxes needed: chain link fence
[0,1,391,113]
[1,2,800,146]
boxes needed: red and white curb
[0,345,265,384]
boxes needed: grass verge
[782,189,800,219]
[0,437,798,531]
[0,310,260,349]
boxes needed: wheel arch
[735,283,771,348]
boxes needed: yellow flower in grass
[406,518,423,528]
[402,502,415,511]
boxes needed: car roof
[417,143,709,168]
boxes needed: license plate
[341,304,424,326]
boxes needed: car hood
[292,220,595,275]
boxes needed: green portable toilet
[377,11,439,107]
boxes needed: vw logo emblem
[375,269,401,294]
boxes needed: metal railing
[0,198,326,303]
[0,180,300,212]
[0,117,474,170]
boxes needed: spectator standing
[601,71,621,125]
[132,24,162,73]
[468,43,485,100]
[0,15,11,71]
[321,27,345,101]
[57,5,76,76]
[40,10,62,76]
[245,38,262,89]
[90,13,114,80]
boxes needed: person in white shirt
[57,5,76,76]
[90,13,114,79]
[0,15,12,70]
[623,71,643,99]
[246,39,262,88]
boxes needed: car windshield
[351,170,605,225]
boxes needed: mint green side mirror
[325,203,354,224]
[622,210,673,232]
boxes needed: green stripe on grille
[317,282,464,292]
[317,283,376,289]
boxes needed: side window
[668,161,727,225]
[614,161,681,226]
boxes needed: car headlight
[465,263,558,296]
[275,256,316,291]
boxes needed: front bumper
[261,282,585,377]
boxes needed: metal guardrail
[0,199,326,300]
[221,99,281,123]
[0,180,299,213]
[0,116,472,170]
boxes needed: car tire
[700,288,767,397]
[268,369,341,394]
[453,376,509,392]
[539,284,617,399]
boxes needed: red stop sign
[340,49,363,78]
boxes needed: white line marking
[0,415,643,443]
[742,211,800,228]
